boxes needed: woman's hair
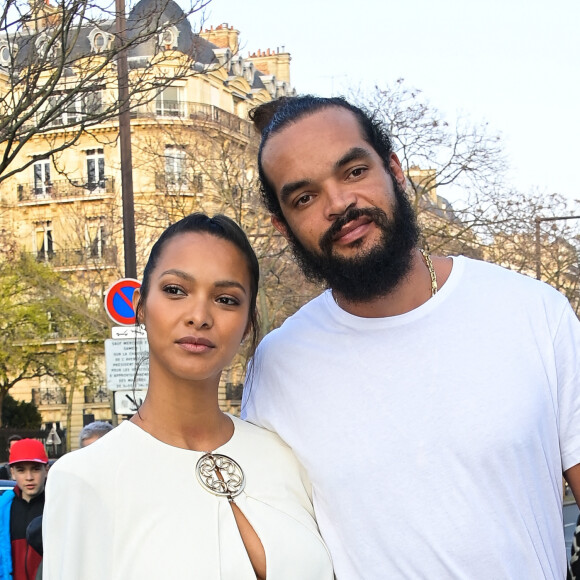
[135,213,261,357]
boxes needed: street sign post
[104,278,141,326]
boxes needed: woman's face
[137,232,252,385]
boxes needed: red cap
[9,439,48,465]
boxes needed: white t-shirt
[43,416,333,580]
[242,256,580,579]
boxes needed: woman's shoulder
[230,415,290,449]
[229,416,305,477]
[50,421,132,478]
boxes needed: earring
[139,323,146,331]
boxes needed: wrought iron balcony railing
[84,386,110,404]
[132,101,253,138]
[17,176,115,202]
[154,172,203,192]
[32,387,67,406]
[33,245,117,268]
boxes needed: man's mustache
[320,207,390,253]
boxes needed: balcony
[17,177,115,203]
[154,172,203,193]
[84,386,110,404]
[32,387,67,406]
[34,245,117,268]
[132,101,253,138]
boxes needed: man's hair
[250,95,395,223]
[7,435,22,451]
[79,421,114,446]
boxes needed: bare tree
[350,80,580,314]
[0,0,211,183]
[133,117,320,334]
[351,79,507,257]
[482,190,580,314]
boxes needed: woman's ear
[132,288,143,325]
[241,318,253,344]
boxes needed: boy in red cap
[0,439,48,580]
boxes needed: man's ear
[389,153,407,189]
[132,288,143,325]
[271,216,289,240]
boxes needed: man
[0,439,48,579]
[241,96,580,579]
[0,436,22,480]
[78,420,114,448]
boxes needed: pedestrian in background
[0,439,48,580]
[0,436,22,480]
[78,421,113,448]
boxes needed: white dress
[43,416,334,579]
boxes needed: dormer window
[243,62,255,83]
[35,32,59,58]
[158,24,179,50]
[213,47,231,68]
[88,28,114,53]
[230,56,243,77]
[0,43,11,67]
[260,75,276,97]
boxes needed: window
[158,25,179,50]
[164,146,186,185]
[86,219,106,259]
[64,96,83,124]
[94,34,105,50]
[84,90,102,116]
[88,28,113,53]
[47,93,82,126]
[46,91,101,127]
[35,221,54,262]
[0,43,10,67]
[156,86,183,117]
[86,149,105,190]
[33,158,51,196]
[35,33,59,59]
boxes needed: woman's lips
[175,336,215,353]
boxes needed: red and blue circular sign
[104,278,141,326]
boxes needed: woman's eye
[217,296,239,306]
[163,285,184,296]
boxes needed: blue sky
[201,0,580,206]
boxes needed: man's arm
[564,464,580,508]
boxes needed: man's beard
[284,182,420,302]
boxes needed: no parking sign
[104,278,141,326]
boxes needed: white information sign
[114,389,147,415]
[105,338,149,391]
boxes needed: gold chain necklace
[419,249,438,297]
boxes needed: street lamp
[535,214,580,280]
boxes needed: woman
[43,214,333,580]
